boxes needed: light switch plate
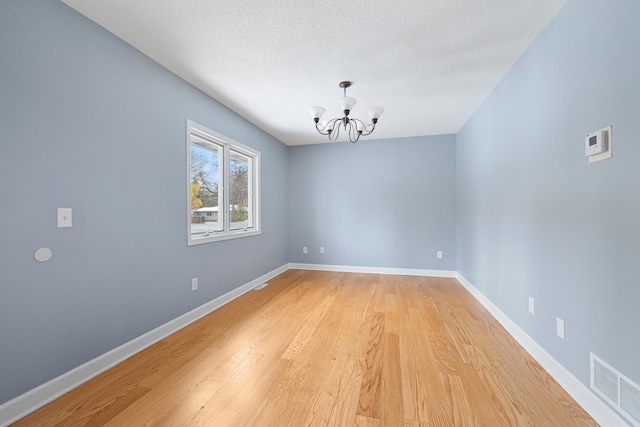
[57,208,72,228]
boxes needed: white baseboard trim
[289,263,457,278]
[455,273,627,427]
[0,264,289,427]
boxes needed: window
[187,120,260,245]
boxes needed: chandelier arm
[359,121,376,136]
[350,118,376,136]
[329,122,340,141]
[315,118,340,136]
[348,122,361,143]
[314,124,331,136]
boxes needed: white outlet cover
[557,318,565,339]
[528,297,535,314]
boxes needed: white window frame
[187,119,260,246]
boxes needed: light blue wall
[457,0,640,392]
[288,135,457,270]
[0,0,288,404]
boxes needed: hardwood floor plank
[281,295,335,360]
[355,414,380,427]
[68,385,150,426]
[380,332,404,426]
[302,355,361,427]
[203,357,293,427]
[12,271,598,427]
[356,311,385,419]
[449,374,477,426]
[426,397,455,425]
[455,361,509,426]
[399,309,444,422]
[107,351,265,426]
[407,308,449,402]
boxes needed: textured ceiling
[61,0,567,146]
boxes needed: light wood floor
[13,270,598,426]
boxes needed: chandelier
[308,81,384,143]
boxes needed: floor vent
[591,353,640,426]
[254,283,268,290]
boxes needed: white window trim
[187,119,261,246]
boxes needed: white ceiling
[61,0,567,146]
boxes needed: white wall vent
[591,353,640,427]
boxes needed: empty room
[1,0,638,425]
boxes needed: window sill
[187,228,261,246]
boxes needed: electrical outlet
[320,247,324,254]
[528,297,535,314]
[192,277,198,291]
[437,251,443,259]
[303,246,308,254]
[557,318,565,339]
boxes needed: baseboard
[455,273,628,427]
[0,264,289,427]
[289,263,457,278]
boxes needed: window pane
[229,150,251,231]
[190,136,222,240]
[187,120,260,246]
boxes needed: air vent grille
[621,378,640,425]
[591,353,640,427]
[594,357,620,403]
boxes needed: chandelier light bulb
[308,106,326,121]
[338,96,357,113]
[367,106,384,122]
